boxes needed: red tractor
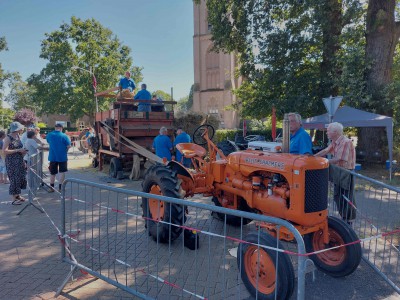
[141,125,361,300]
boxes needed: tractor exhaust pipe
[282,113,290,153]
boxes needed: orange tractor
[141,124,361,300]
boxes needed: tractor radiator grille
[304,168,328,213]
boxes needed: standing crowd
[1,122,71,204]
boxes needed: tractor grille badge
[244,158,285,170]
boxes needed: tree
[356,1,400,158]
[176,85,194,112]
[152,90,172,101]
[0,36,11,103]
[0,107,15,130]
[5,73,37,111]
[28,17,143,121]
[365,0,400,114]
[204,0,363,120]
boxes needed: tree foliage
[5,73,37,111]
[176,85,194,112]
[152,89,171,101]
[28,17,143,121]
[0,36,12,102]
[205,0,364,120]
[0,107,15,130]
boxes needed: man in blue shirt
[46,124,71,192]
[152,126,173,160]
[174,128,191,167]
[288,112,312,155]
[134,83,152,112]
[119,71,136,92]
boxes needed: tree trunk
[358,0,399,163]
[318,0,343,98]
[365,0,399,112]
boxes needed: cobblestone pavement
[0,152,399,300]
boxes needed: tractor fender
[167,161,194,183]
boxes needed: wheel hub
[149,185,165,221]
[244,246,276,294]
[313,229,346,266]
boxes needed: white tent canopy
[302,105,393,170]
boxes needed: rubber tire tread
[142,164,186,243]
[109,157,122,178]
[304,216,362,277]
[212,196,252,226]
[238,231,295,300]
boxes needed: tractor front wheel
[142,164,186,243]
[304,216,361,277]
[238,231,295,300]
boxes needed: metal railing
[327,165,400,294]
[57,178,309,299]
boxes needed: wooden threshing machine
[91,87,177,179]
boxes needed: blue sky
[0,0,194,102]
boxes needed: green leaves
[205,0,365,120]
[29,17,142,121]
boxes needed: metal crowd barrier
[57,178,309,300]
[328,165,400,294]
[17,150,45,215]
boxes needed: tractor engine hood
[226,150,328,177]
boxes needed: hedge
[40,127,79,134]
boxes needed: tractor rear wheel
[142,164,186,243]
[238,231,295,300]
[212,196,252,226]
[304,216,361,277]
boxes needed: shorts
[49,161,68,175]
[0,165,6,174]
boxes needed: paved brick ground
[0,152,399,299]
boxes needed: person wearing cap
[134,83,152,112]
[2,122,28,204]
[46,124,71,192]
[119,71,136,92]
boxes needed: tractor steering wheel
[193,124,215,146]
[244,135,262,142]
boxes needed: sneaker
[48,187,55,193]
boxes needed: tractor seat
[176,143,206,158]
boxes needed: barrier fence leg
[55,265,77,297]
[17,156,44,215]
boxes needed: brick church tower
[192,0,241,129]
